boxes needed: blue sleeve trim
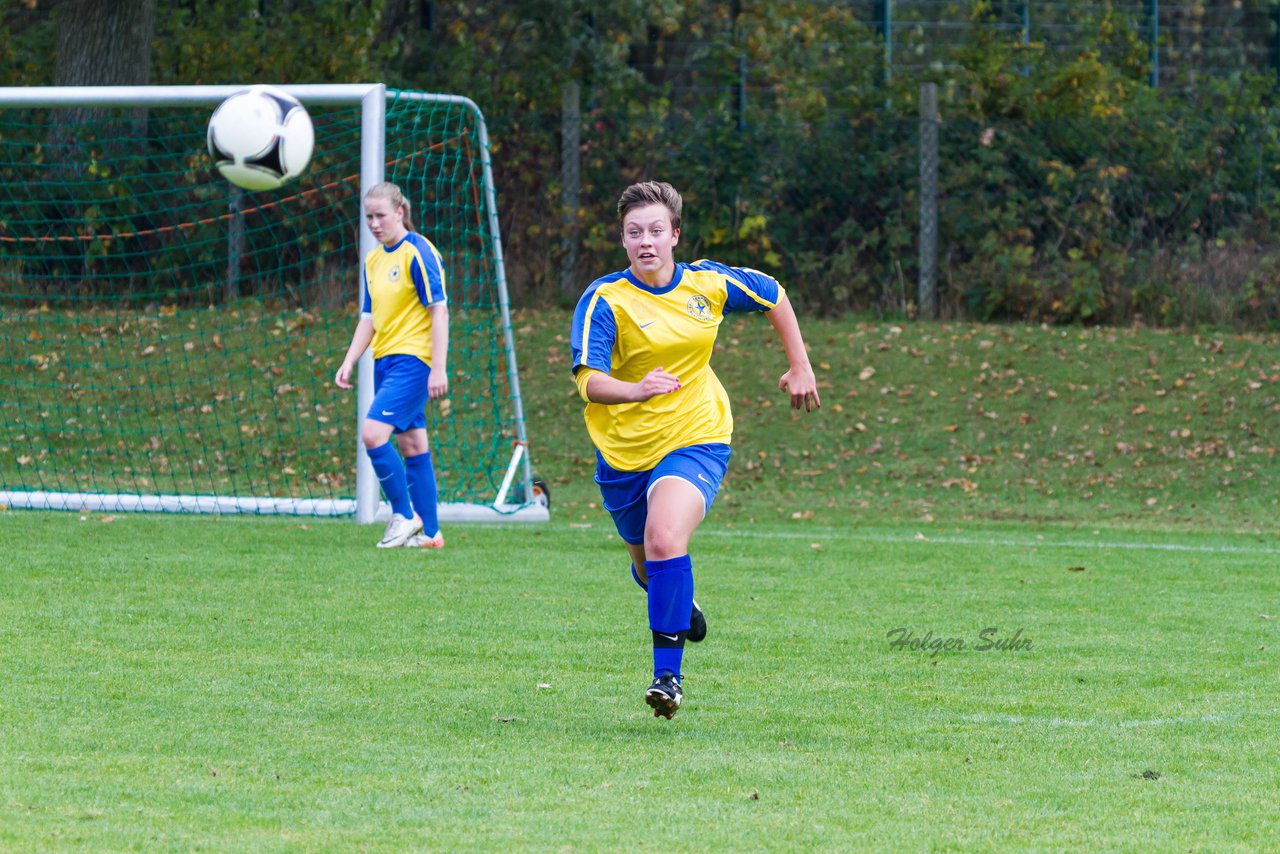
[570,280,617,375]
[407,234,447,306]
[691,258,780,314]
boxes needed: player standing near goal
[335,182,449,549]
[571,180,821,719]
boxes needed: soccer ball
[530,477,551,509]
[207,85,314,191]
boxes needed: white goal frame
[0,83,547,524]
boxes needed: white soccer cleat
[403,531,445,549]
[377,513,423,548]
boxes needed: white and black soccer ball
[207,85,314,191]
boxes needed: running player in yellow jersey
[571,181,821,719]
[336,182,449,550]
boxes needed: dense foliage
[4,0,1280,327]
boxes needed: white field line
[952,712,1238,729]
[693,528,1280,556]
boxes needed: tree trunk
[46,0,158,281]
[54,0,156,87]
[50,0,157,153]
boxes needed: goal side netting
[0,84,545,523]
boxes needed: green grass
[4,307,1278,530]
[517,310,1280,533]
[2,308,1279,848]
[1,512,1278,850]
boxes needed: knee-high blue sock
[403,451,440,536]
[646,554,693,678]
[630,562,648,592]
[367,441,413,518]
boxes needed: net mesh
[0,89,527,514]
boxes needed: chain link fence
[537,2,1280,328]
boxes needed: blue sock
[630,562,648,592]
[646,554,693,678]
[367,441,413,518]
[403,451,440,537]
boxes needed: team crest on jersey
[388,268,402,283]
[686,294,712,320]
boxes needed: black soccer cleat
[645,671,684,719]
[688,599,707,643]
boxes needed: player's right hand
[335,362,354,389]
[633,366,682,401]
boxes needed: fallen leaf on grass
[1067,566,1086,572]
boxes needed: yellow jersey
[570,259,782,471]
[361,232,447,362]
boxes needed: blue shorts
[368,354,431,433]
[595,443,732,545]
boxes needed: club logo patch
[388,268,401,284]
[686,295,712,320]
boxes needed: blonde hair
[363,181,415,232]
[617,181,682,231]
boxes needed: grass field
[1,513,1277,850]
[2,309,1279,849]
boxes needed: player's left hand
[428,373,450,400]
[779,365,821,412]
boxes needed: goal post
[0,84,546,523]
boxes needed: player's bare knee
[360,423,387,449]
[644,526,688,560]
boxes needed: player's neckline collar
[623,264,683,295]
[381,234,411,252]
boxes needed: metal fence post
[918,82,938,321]
[1148,0,1160,87]
[225,184,243,302]
[1272,2,1280,87]
[874,0,892,85]
[559,78,581,299]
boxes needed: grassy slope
[4,305,1276,531]
[516,309,1279,533]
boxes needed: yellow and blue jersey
[361,232,447,363]
[570,259,782,471]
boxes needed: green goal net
[0,85,544,522]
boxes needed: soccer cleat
[688,599,707,643]
[377,512,423,548]
[403,531,445,549]
[645,671,683,719]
